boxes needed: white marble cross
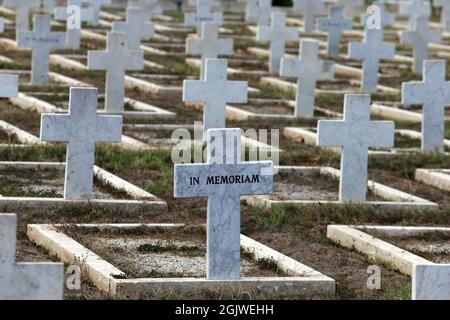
[0,214,63,300]
[43,0,55,14]
[88,32,144,113]
[400,16,441,74]
[185,0,223,35]
[112,7,154,50]
[317,94,394,202]
[183,59,247,138]
[0,74,18,98]
[293,0,325,33]
[54,0,95,49]
[317,6,353,58]
[245,0,259,24]
[402,60,450,152]
[186,22,233,80]
[129,0,163,20]
[257,12,299,74]
[0,17,4,33]
[399,0,431,28]
[280,39,333,118]
[174,128,273,280]
[16,15,65,86]
[335,0,364,18]
[360,1,396,28]
[40,88,123,200]
[246,0,273,26]
[435,0,450,31]
[82,0,111,25]
[413,264,450,300]
[3,0,40,31]
[348,28,395,93]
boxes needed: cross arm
[0,74,18,98]
[401,82,428,105]
[174,162,274,198]
[0,214,17,265]
[124,51,144,70]
[317,120,348,147]
[40,114,71,142]
[223,81,248,103]
[367,121,395,148]
[95,115,123,142]
[87,51,108,70]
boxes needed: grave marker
[186,22,233,80]
[40,87,123,200]
[0,17,4,33]
[348,28,395,93]
[129,0,163,20]
[400,16,441,73]
[293,0,325,33]
[360,1,395,27]
[174,128,273,280]
[317,6,353,57]
[0,74,19,98]
[402,60,450,152]
[88,32,144,113]
[246,0,273,26]
[335,0,364,18]
[317,94,394,202]
[112,7,155,50]
[16,15,65,86]
[435,0,450,31]
[183,59,247,138]
[257,12,299,74]
[399,0,431,28]
[0,214,64,300]
[3,0,40,31]
[413,264,450,300]
[43,0,55,14]
[185,0,223,35]
[280,39,334,117]
[83,0,111,25]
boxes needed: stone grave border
[415,169,450,192]
[0,161,167,212]
[327,225,450,275]
[27,222,336,298]
[246,166,438,210]
[371,103,450,123]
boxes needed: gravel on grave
[77,231,282,279]
[0,168,119,199]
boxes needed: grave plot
[28,223,335,298]
[0,161,166,212]
[415,168,450,192]
[245,166,437,210]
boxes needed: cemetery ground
[3,3,450,301]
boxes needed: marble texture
[43,0,55,13]
[317,94,394,202]
[40,87,123,200]
[435,0,450,31]
[335,0,364,18]
[245,0,259,24]
[413,264,450,300]
[174,128,273,280]
[257,12,299,74]
[54,0,95,49]
[317,6,353,58]
[16,15,65,86]
[0,74,18,98]
[402,60,450,153]
[0,17,3,33]
[84,0,111,25]
[348,28,395,93]
[293,0,325,33]
[3,0,40,31]
[0,214,63,300]
[185,0,223,35]
[246,0,272,26]
[183,59,247,138]
[280,39,334,117]
[400,16,441,74]
[399,0,431,28]
[112,7,154,50]
[129,0,163,20]
[186,22,233,80]
[88,32,144,113]
[360,1,395,27]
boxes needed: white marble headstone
[317,6,353,58]
[130,0,163,20]
[246,0,273,26]
[16,15,65,86]
[185,0,223,35]
[186,22,233,80]
[281,39,334,117]
[183,59,247,139]
[82,0,111,25]
[257,12,299,74]
[3,0,40,31]
[40,87,123,200]
[413,264,450,300]
[88,32,144,113]
[360,1,395,28]
[0,213,64,300]
[402,60,450,152]
[293,0,325,33]
[0,74,19,98]
[174,128,273,280]
[399,0,431,28]
[348,28,395,93]
[112,7,155,50]
[317,94,395,202]
[335,0,364,18]
[435,0,450,31]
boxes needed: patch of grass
[256,258,279,273]
[137,242,203,257]
[382,283,411,300]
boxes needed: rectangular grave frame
[327,224,450,276]
[245,166,438,210]
[415,168,450,192]
[0,161,167,212]
[27,222,336,298]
